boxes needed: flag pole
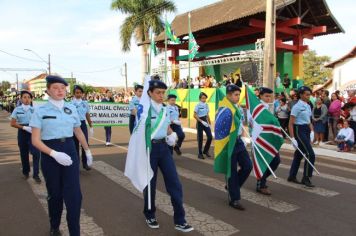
[188,12,191,128]
[241,125,278,179]
[147,147,151,210]
[280,128,320,175]
[148,28,153,75]
[164,14,168,84]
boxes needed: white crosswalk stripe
[93,161,240,236]
[183,153,339,197]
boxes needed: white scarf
[151,100,162,113]
[49,97,64,109]
[22,104,30,111]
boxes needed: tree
[111,0,176,80]
[303,50,332,87]
[0,80,11,92]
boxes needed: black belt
[43,137,73,143]
[20,124,29,126]
[151,138,166,144]
[199,116,207,119]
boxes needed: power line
[0,49,43,63]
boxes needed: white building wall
[332,57,356,91]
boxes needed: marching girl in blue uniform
[194,92,212,159]
[288,86,316,187]
[71,85,93,171]
[129,85,143,134]
[167,94,185,155]
[143,79,193,233]
[10,90,41,183]
[30,75,94,236]
[102,90,114,146]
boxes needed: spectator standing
[276,98,289,137]
[312,98,328,145]
[329,93,342,140]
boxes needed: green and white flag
[150,34,158,56]
[165,19,180,44]
[188,32,199,60]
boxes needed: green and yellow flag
[165,19,180,44]
[214,97,242,177]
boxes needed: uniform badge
[64,107,72,114]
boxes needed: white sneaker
[105,142,111,146]
[175,223,194,232]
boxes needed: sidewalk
[182,127,356,162]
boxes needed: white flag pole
[241,125,278,179]
[280,128,320,175]
[147,147,151,210]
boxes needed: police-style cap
[167,94,177,99]
[226,84,241,93]
[259,87,273,95]
[298,86,312,94]
[135,84,144,91]
[73,85,84,93]
[46,75,68,86]
[148,80,167,90]
[199,92,208,98]
[20,90,33,99]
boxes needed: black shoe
[50,228,61,236]
[23,173,29,180]
[198,154,205,159]
[33,176,41,184]
[83,165,91,171]
[146,218,159,229]
[175,223,194,232]
[174,146,182,155]
[287,176,301,184]
[301,177,315,188]
[203,151,212,158]
[229,200,245,211]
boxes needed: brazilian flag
[214,97,242,177]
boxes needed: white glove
[50,150,73,166]
[89,127,94,137]
[201,121,209,127]
[22,126,32,133]
[291,138,298,149]
[173,120,181,126]
[310,131,314,143]
[166,132,178,146]
[85,149,93,166]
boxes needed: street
[1,110,356,236]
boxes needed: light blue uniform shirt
[70,99,89,121]
[194,102,209,117]
[30,102,81,140]
[291,100,311,125]
[129,96,140,111]
[150,105,170,140]
[11,106,35,124]
[167,104,179,121]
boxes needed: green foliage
[0,80,11,91]
[111,0,176,52]
[303,50,332,86]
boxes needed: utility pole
[48,54,51,75]
[263,0,276,90]
[16,73,19,91]
[124,62,128,92]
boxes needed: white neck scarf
[22,104,30,111]
[151,100,162,113]
[49,97,64,109]
[73,98,82,103]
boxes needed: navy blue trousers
[257,154,280,188]
[73,120,88,166]
[17,129,40,177]
[196,118,212,154]
[143,142,186,225]
[104,126,112,142]
[41,138,82,236]
[170,124,185,148]
[289,125,316,178]
[129,114,135,134]
[228,138,253,201]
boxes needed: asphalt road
[1,110,356,236]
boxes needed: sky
[0,0,354,88]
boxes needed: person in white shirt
[335,120,354,152]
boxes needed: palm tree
[111,0,176,80]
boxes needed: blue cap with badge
[149,80,167,90]
[167,94,177,99]
[226,84,241,93]
[298,86,312,94]
[259,87,273,95]
[73,85,84,93]
[46,75,68,86]
[20,90,33,98]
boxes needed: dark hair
[323,90,329,96]
[280,98,287,103]
[331,92,340,100]
[199,92,208,99]
[106,89,111,93]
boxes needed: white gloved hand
[22,126,32,133]
[291,138,298,149]
[50,150,73,166]
[85,149,93,166]
[166,132,178,146]
[89,127,94,137]
[310,131,314,143]
[173,120,181,126]
[201,121,209,127]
